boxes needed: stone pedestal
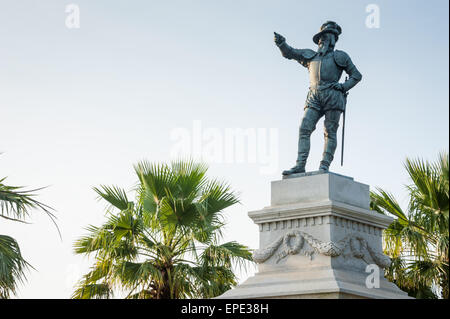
[217,172,411,299]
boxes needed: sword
[341,76,349,166]
[341,104,346,166]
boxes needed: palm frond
[94,185,130,211]
[0,235,32,299]
[0,178,60,237]
[72,283,112,299]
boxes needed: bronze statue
[274,21,362,176]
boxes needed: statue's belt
[309,82,337,91]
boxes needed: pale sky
[0,0,448,298]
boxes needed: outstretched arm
[274,32,310,66]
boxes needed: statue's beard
[318,35,335,56]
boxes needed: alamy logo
[365,4,380,29]
[365,264,380,288]
[65,4,80,29]
[170,120,279,175]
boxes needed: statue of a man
[274,21,362,176]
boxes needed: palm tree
[73,160,253,299]
[0,177,57,298]
[370,152,449,299]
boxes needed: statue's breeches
[305,87,346,112]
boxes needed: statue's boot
[283,112,316,176]
[282,153,307,176]
[319,152,333,173]
[319,110,341,173]
[282,165,305,176]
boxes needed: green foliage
[0,176,57,298]
[371,152,449,299]
[0,177,57,225]
[73,160,253,299]
[0,235,31,298]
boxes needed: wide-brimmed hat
[312,21,342,44]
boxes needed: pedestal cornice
[249,200,393,229]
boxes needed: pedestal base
[217,263,408,299]
[216,172,411,299]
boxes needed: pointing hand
[274,32,286,46]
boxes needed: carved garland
[252,230,391,268]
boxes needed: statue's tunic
[277,42,362,113]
